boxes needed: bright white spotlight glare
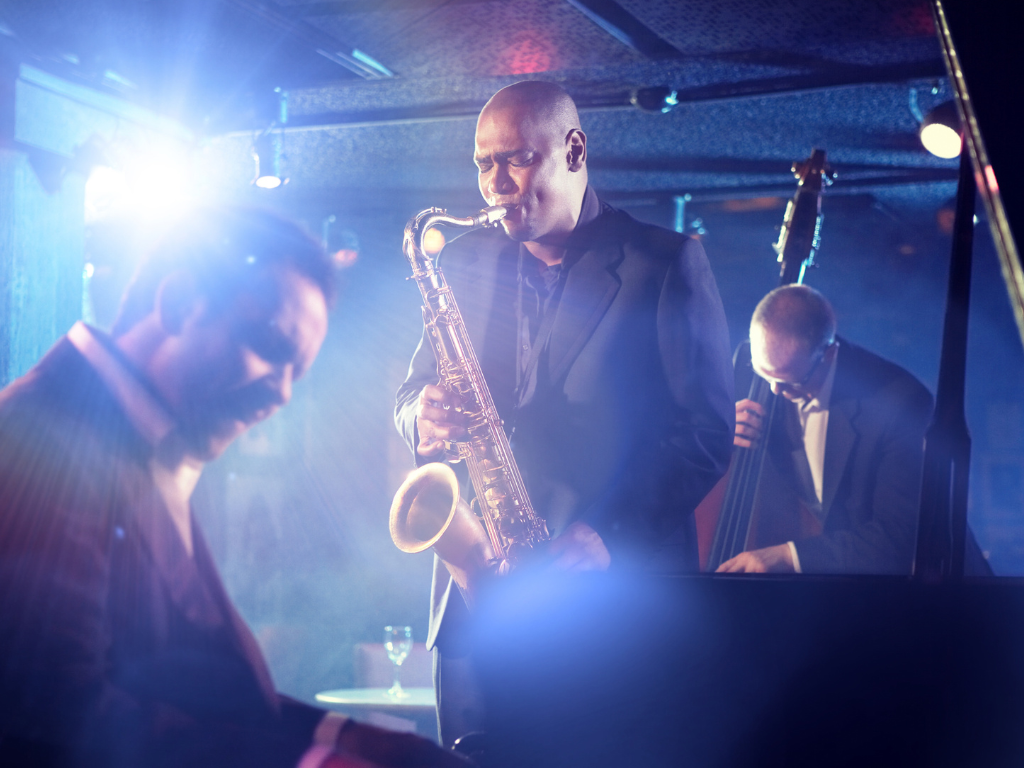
[255,174,282,189]
[920,123,961,159]
[85,166,131,223]
[86,143,196,224]
[128,152,192,219]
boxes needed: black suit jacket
[0,338,323,767]
[736,337,933,574]
[396,193,735,645]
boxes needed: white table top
[316,687,436,710]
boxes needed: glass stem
[392,663,401,691]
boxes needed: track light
[252,131,286,189]
[919,101,962,159]
[631,86,679,114]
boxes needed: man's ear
[154,271,202,335]
[566,128,587,172]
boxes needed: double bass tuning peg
[791,148,836,187]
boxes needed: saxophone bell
[389,462,497,607]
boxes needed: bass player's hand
[716,543,795,573]
[734,398,765,448]
[416,383,468,457]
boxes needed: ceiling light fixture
[252,88,289,189]
[252,131,284,189]
[919,100,962,159]
[631,86,679,114]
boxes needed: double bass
[696,148,835,571]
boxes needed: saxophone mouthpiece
[478,205,510,226]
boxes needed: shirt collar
[576,185,602,229]
[799,343,839,414]
[516,186,604,275]
[563,185,603,252]
[67,321,175,448]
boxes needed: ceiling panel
[1,0,959,213]
[302,0,644,78]
[618,0,936,59]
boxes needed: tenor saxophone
[389,206,550,604]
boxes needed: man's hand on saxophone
[415,383,468,457]
[547,521,611,573]
[415,384,611,574]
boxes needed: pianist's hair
[110,205,335,337]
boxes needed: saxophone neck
[403,206,510,276]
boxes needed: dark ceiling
[0,0,961,212]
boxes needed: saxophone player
[395,81,735,746]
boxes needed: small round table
[316,688,438,741]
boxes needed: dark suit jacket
[0,338,323,767]
[736,337,933,574]
[395,192,735,646]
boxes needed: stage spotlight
[252,132,285,189]
[84,165,131,224]
[128,150,192,216]
[84,141,194,224]
[919,101,962,159]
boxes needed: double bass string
[710,377,777,569]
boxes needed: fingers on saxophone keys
[420,419,466,443]
[419,439,444,456]
[421,383,462,411]
[421,382,450,404]
[420,397,468,427]
[434,424,466,441]
[420,402,454,424]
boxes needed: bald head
[752,285,836,354]
[481,81,582,143]
[749,285,838,401]
[474,82,589,255]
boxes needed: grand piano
[472,3,1024,765]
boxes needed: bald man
[718,285,933,575]
[395,81,734,744]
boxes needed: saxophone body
[389,206,550,602]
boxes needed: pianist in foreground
[0,206,467,768]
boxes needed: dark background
[2,0,1021,703]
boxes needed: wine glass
[384,625,413,698]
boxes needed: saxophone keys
[483,488,507,507]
